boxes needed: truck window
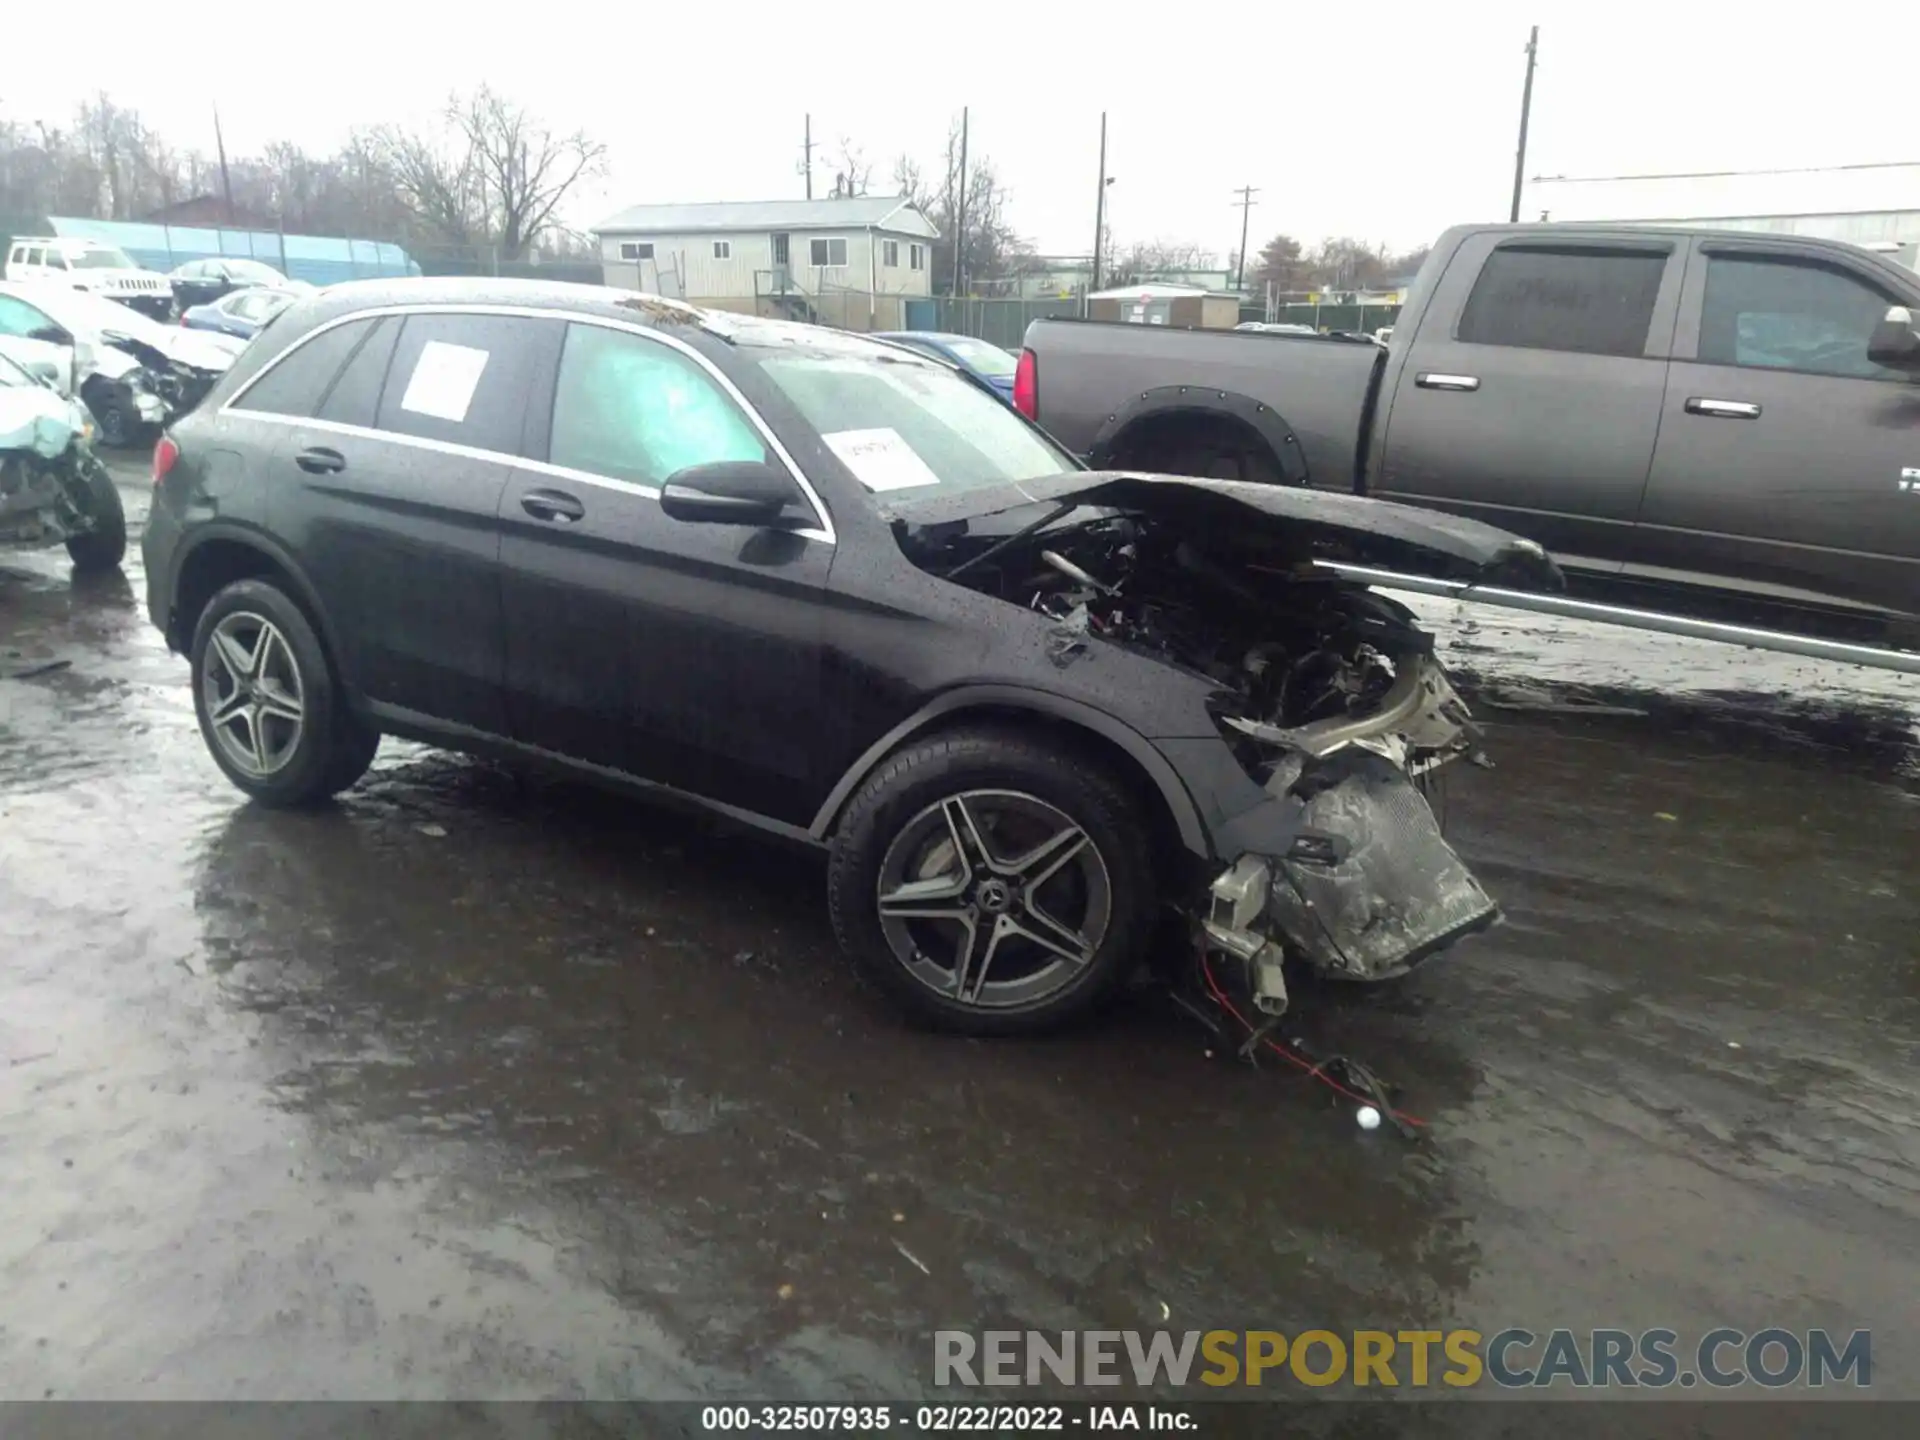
[1457,246,1666,358]
[1699,256,1902,382]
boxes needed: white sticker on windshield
[822,427,942,491]
[399,341,490,423]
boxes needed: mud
[2,458,1916,1405]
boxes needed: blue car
[872,331,1018,402]
[178,286,302,342]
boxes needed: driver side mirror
[1867,305,1920,371]
[659,460,801,526]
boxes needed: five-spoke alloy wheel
[188,578,380,806]
[829,729,1156,1035]
[201,611,307,779]
[876,790,1112,1011]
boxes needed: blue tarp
[48,216,420,285]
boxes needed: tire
[188,578,355,807]
[321,716,382,796]
[91,395,141,450]
[827,727,1158,1036]
[64,456,127,572]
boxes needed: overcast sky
[8,1,1915,260]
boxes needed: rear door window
[316,315,402,426]
[1457,246,1668,358]
[230,318,380,418]
[375,312,562,457]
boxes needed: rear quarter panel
[1025,319,1378,487]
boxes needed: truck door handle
[1415,372,1480,392]
[520,488,586,523]
[294,446,346,474]
[1685,397,1761,419]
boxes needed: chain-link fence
[409,244,603,286]
[1245,294,1403,334]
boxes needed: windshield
[70,246,139,270]
[938,337,1017,378]
[228,260,284,283]
[36,288,173,342]
[752,345,1075,498]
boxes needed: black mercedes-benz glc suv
[142,278,1559,1035]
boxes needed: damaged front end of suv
[892,472,1563,1022]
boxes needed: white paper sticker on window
[399,341,490,423]
[822,427,942,491]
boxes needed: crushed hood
[0,384,87,458]
[887,471,1566,591]
[101,327,240,375]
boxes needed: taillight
[152,435,179,486]
[1012,347,1037,419]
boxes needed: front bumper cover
[1205,749,1499,1001]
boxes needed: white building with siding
[590,197,939,328]
[1523,162,1920,270]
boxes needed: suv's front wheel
[828,728,1157,1035]
[189,578,379,805]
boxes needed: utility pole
[1508,26,1539,223]
[1232,185,1260,291]
[954,107,969,300]
[1091,112,1109,298]
[801,114,815,200]
[213,105,235,226]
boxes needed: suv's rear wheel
[189,578,376,805]
[827,728,1157,1035]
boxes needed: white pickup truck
[5,236,175,321]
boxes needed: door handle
[520,488,586,523]
[1415,372,1480,392]
[1685,397,1761,419]
[294,446,346,474]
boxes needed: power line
[1232,185,1260,290]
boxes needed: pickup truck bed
[1021,224,1920,648]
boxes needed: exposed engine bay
[911,504,1503,1023]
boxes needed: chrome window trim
[221,301,837,544]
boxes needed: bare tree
[828,138,872,199]
[891,116,1032,295]
[0,88,603,262]
[1306,236,1390,291]
[370,122,482,245]
[1103,238,1220,287]
[453,86,606,261]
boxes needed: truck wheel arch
[1086,388,1310,486]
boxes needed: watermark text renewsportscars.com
[934,1328,1872,1390]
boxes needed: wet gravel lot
[2,458,1916,1417]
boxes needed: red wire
[1199,950,1430,1131]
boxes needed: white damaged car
[0,282,243,447]
[0,348,125,572]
